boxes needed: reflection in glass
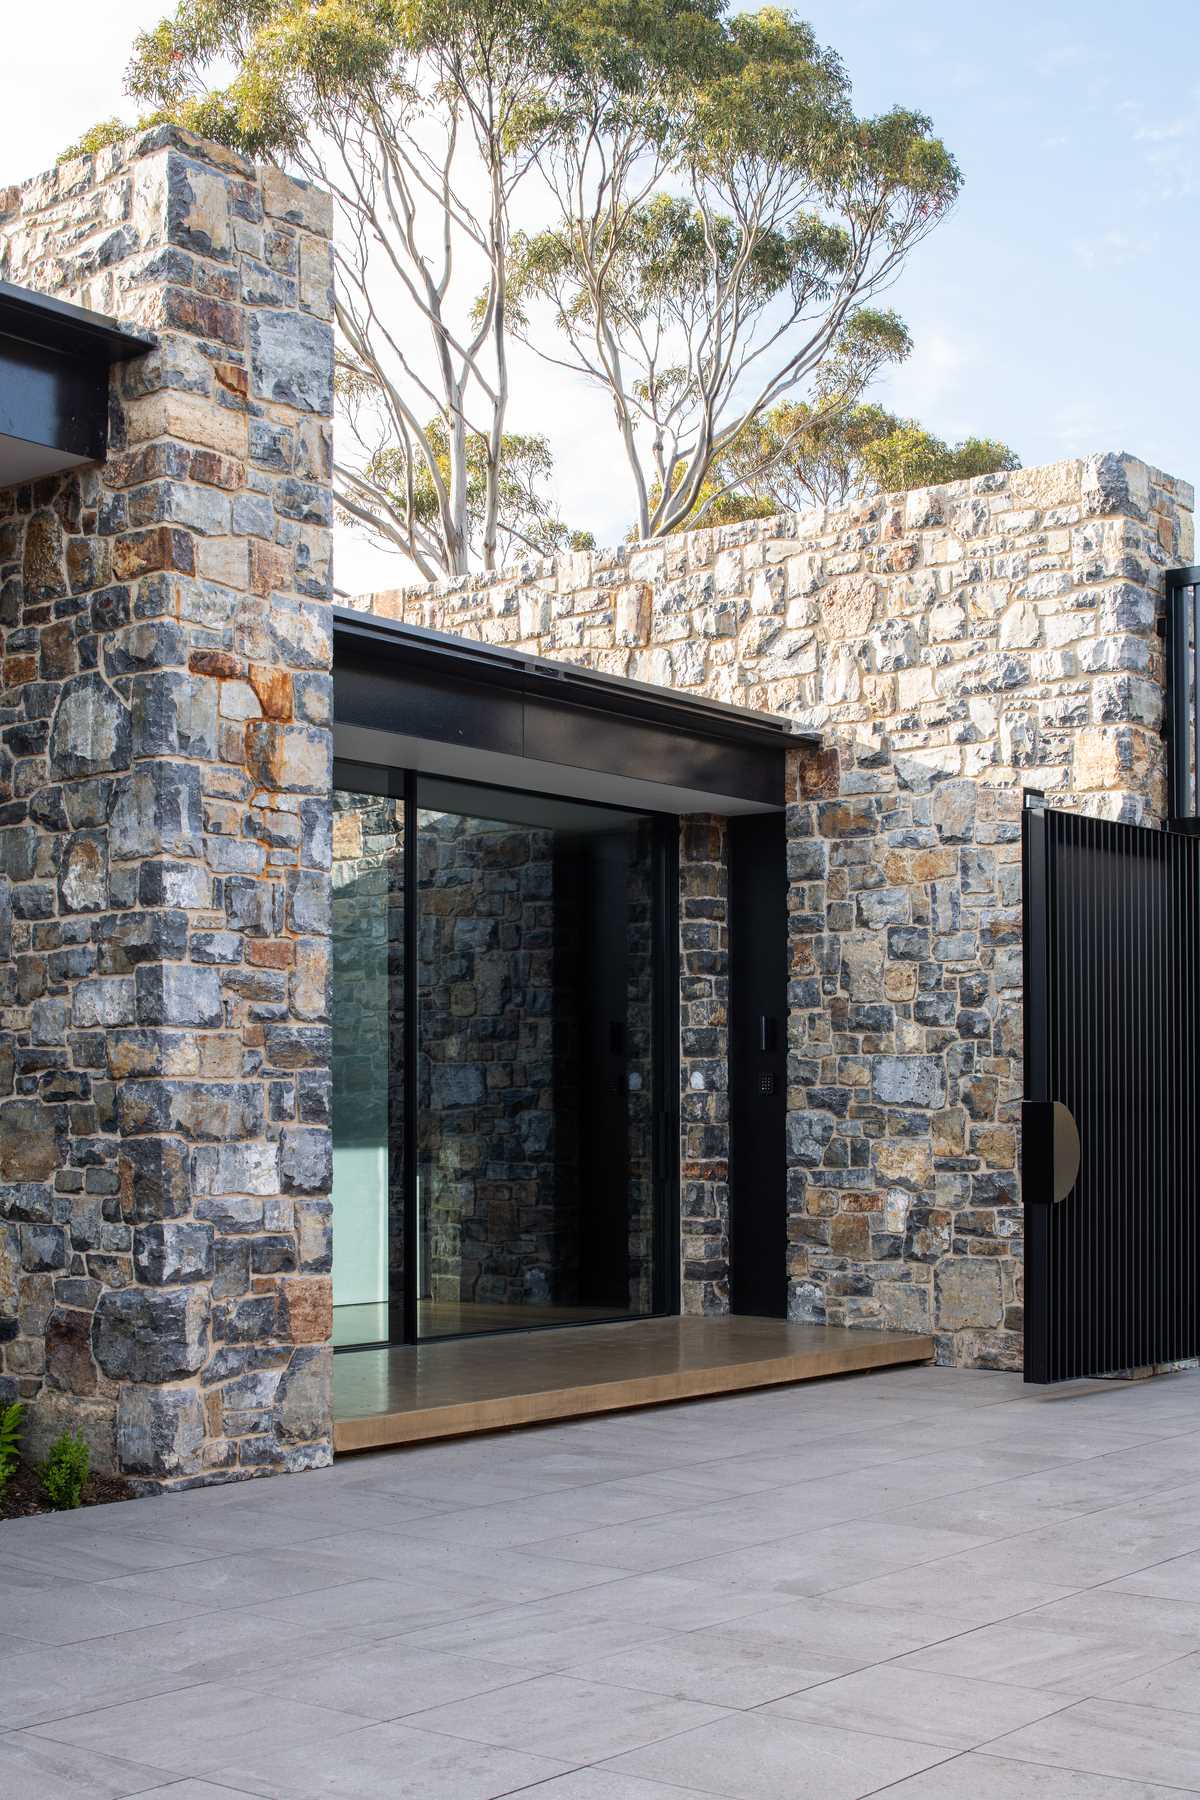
[331,789,404,1347]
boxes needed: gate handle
[1022,1100,1081,1206]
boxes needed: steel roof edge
[0,280,155,363]
[333,607,816,748]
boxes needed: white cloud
[1070,228,1155,271]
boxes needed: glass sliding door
[331,763,676,1348]
[414,777,666,1338]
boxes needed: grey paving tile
[526,1508,797,1575]
[211,1720,569,1798]
[1104,1649,1200,1713]
[6,1365,1200,1800]
[762,1664,1072,1749]
[867,1416,1178,1461]
[90,1504,336,1559]
[874,1750,1199,1798]
[857,1367,1028,1403]
[1111,1548,1200,1602]
[247,1642,529,1719]
[990,1697,1200,1789]
[333,1466,558,1507]
[816,1556,1076,1626]
[1022,1586,1200,1645]
[406,1671,728,1762]
[145,1487,452,1546]
[0,1732,172,1800]
[0,1577,198,1646]
[121,1787,257,1799]
[680,1596,971,1677]
[398,1605,675,1670]
[612,1462,798,1502]
[294,1527,633,1599]
[923,1509,1200,1593]
[405,1570,782,1643]
[27,1681,365,1778]
[0,1525,215,1584]
[503,1773,718,1799]
[563,1632,832,1708]
[481,1448,687,1487]
[602,1708,955,1799]
[250,1483,453,1524]
[898,1618,1199,1696]
[882,1489,1087,1538]
[100,1545,390,1610]
[236,1574,495,1638]
[658,1517,1010,1598]
[394,1483,691,1550]
[0,1640,202,1732]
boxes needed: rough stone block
[48,673,131,779]
[871,1056,947,1110]
[133,1222,215,1284]
[249,309,333,415]
[92,1285,209,1381]
[116,1385,206,1476]
[0,1098,66,1183]
[274,1343,330,1441]
[278,1127,332,1194]
[135,962,223,1028]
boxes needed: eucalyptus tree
[513,7,962,539]
[687,402,1020,522]
[97,0,964,568]
[125,0,570,579]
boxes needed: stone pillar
[0,126,335,1484]
[679,814,730,1314]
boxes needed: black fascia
[333,607,809,808]
[0,280,154,470]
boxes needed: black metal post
[1022,792,1053,1382]
[1166,567,1200,823]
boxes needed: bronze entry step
[332,1316,935,1453]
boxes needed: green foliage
[506,4,960,537]
[98,0,964,562]
[39,1430,90,1512]
[0,1399,24,1499]
[663,402,1019,525]
[861,426,1020,493]
[58,119,139,163]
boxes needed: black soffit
[333,608,811,812]
[0,280,154,489]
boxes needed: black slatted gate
[1022,800,1200,1383]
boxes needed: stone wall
[0,127,336,1481]
[357,452,1194,1365]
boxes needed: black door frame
[729,812,789,1318]
[332,754,681,1351]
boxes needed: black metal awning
[0,280,153,489]
[333,608,809,814]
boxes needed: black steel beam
[333,609,807,753]
[0,281,152,485]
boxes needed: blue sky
[1,0,1195,588]
[801,0,1199,490]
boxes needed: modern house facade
[0,127,1193,1488]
